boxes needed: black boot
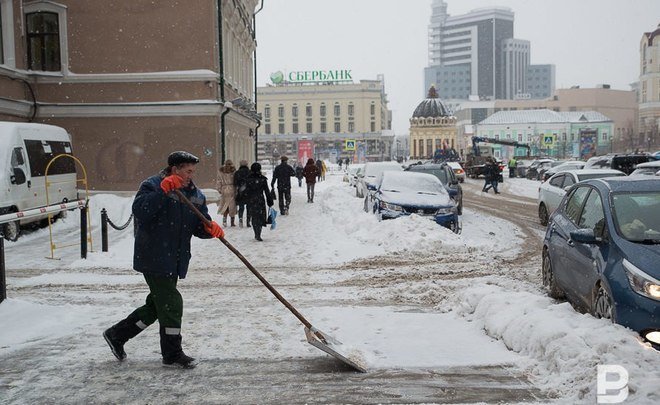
[160,326,197,369]
[103,314,147,361]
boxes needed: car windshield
[365,163,402,178]
[612,192,660,243]
[576,172,625,181]
[409,167,449,184]
[381,172,447,195]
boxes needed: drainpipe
[253,0,264,161]
[218,0,227,165]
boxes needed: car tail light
[455,169,464,174]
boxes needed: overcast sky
[255,0,660,135]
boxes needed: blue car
[370,171,460,233]
[542,177,660,347]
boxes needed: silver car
[538,169,625,225]
[355,162,403,198]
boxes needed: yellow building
[409,86,457,160]
[257,71,393,163]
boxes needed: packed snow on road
[1,171,658,403]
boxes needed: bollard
[101,208,108,252]
[0,237,5,304]
[80,206,87,259]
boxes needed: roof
[479,109,612,125]
[560,169,625,176]
[587,176,660,193]
[412,86,453,118]
[644,24,660,46]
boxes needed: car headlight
[436,206,456,215]
[380,201,403,212]
[623,259,660,301]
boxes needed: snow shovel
[173,189,367,372]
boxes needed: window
[292,123,299,134]
[348,103,354,116]
[602,132,608,141]
[278,105,284,117]
[320,104,326,117]
[320,122,326,133]
[306,123,312,133]
[278,123,284,134]
[306,104,312,116]
[24,140,75,176]
[11,147,25,167]
[292,105,298,118]
[549,175,564,188]
[564,187,590,224]
[264,124,271,134]
[26,12,61,71]
[334,122,340,133]
[562,175,575,188]
[264,106,271,119]
[578,190,605,236]
[348,122,354,132]
[370,121,375,132]
[370,103,375,116]
[334,103,340,116]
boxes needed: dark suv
[584,154,653,175]
[405,162,463,215]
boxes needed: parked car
[355,161,403,199]
[0,122,78,241]
[630,161,660,177]
[526,158,556,180]
[538,169,625,226]
[370,171,460,233]
[541,160,586,182]
[406,162,463,215]
[542,177,660,347]
[447,161,466,183]
[584,153,652,175]
[344,164,364,187]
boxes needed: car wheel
[363,196,370,213]
[542,249,564,299]
[539,203,549,226]
[593,285,615,321]
[2,220,21,242]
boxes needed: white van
[0,122,78,241]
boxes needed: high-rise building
[425,0,554,101]
[526,64,556,100]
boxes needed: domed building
[409,86,457,160]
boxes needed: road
[0,177,550,404]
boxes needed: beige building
[451,86,638,156]
[409,86,458,160]
[257,73,393,163]
[0,0,261,191]
[639,24,660,152]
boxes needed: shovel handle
[173,189,315,331]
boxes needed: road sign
[542,135,555,147]
[344,139,356,151]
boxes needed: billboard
[297,140,314,164]
[579,133,597,160]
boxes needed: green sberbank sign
[270,69,353,85]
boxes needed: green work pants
[129,274,182,329]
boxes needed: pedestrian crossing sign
[345,139,356,151]
[542,134,555,147]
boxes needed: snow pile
[447,283,660,403]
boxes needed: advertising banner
[297,140,314,165]
[580,133,597,160]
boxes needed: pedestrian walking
[482,158,501,194]
[321,160,327,181]
[303,158,319,203]
[233,159,250,228]
[344,157,350,168]
[295,162,304,188]
[217,159,237,227]
[245,162,274,241]
[315,159,323,182]
[103,151,224,369]
[271,155,296,215]
[338,158,343,170]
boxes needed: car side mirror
[10,167,26,185]
[570,229,600,244]
[563,186,572,192]
[367,184,377,191]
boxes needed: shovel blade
[304,327,367,372]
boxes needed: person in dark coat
[233,160,250,228]
[315,159,323,182]
[270,155,296,215]
[482,158,501,194]
[294,162,304,188]
[103,151,224,369]
[245,162,274,241]
[303,158,319,203]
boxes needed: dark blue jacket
[132,174,211,279]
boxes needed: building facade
[0,0,260,191]
[639,23,660,152]
[475,109,613,159]
[425,0,554,101]
[409,86,457,160]
[526,64,555,100]
[256,73,393,164]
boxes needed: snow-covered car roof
[556,168,626,180]
[379,171,451,206]
[634,161,660,169]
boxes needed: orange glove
[160,174,183,193]
[205,221,224,239]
